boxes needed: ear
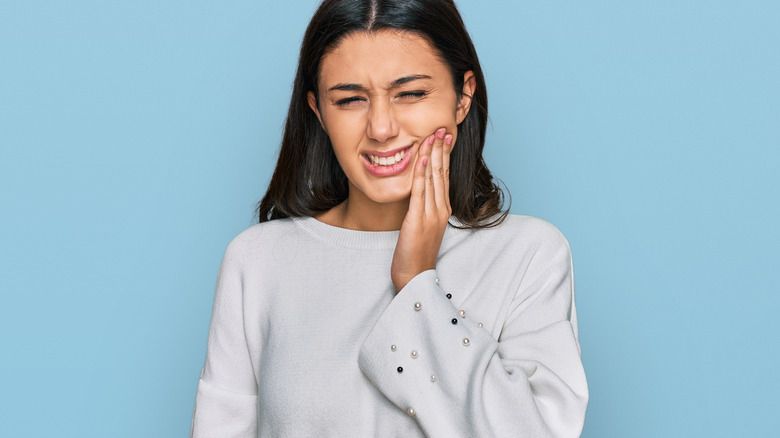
[307,91,327,133]
[455,71,477,124]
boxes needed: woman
[192,0,588,436]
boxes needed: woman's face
[308,30,474,205]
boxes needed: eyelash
[334,91,429,106]
[398,91,428,99]
[335,97,364,106]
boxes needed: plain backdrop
[1,0,778,436]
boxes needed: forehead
[318,30,451,88]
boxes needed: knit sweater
[191,214,588,437]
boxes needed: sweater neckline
[292,216,461,251]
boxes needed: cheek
[397,99,459,135]
[322,112,366,151]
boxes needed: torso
[227,214,560,436]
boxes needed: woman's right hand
[390,127,454,292]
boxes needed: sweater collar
[292,216,462,251]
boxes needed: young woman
[192,0,588,436]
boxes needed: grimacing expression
[308,30,474,204]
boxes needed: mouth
[361,145,413,177]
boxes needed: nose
[366,100,398,143]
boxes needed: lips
[362,145,413,177]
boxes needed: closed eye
[335,96,366,106]
[397,91,428,100]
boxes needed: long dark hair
[256,0,507,228]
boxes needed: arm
[192,242,258,438]
[358,235,588,437]
[376,126,587,436]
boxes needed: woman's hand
[391,127,454,291]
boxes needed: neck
[317,183,409,231]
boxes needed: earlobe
[456,71,477,124]
[307,91,327,132]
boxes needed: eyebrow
[327,74,432,92]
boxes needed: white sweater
[192,214,588,437]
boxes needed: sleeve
[191,246,258,438]
[357,234,588,437]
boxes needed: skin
[307,30,476,290]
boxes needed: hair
[256,0,508,228]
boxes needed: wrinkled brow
[327,74,432,92]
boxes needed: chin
[358,181,412,204]
[365,188,411,204]
[346,172,412,204]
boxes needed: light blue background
[1,0,778,436]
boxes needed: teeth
[368,149,405,166]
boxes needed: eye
[397,91,428,100]
[335,96,365,106]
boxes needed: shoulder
[497,214,568,241]
[221,218,299,263]
[444,214,572,275]
[470,214,571,255]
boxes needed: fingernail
[422,157,428,166]
[444,134,453,145]
[427,135,435,144]
[436,128,446,139]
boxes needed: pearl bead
[446,293,452,299]
[414,302,422,311]
[397,366,403,373]
[478,322,483,328]
[435,277,439,284]
[391,345,397,352]
[451,318,458,325]
[411,350,418,359]
[462,337,470,346]
[430,374,437,382]
[407,408,416,416]
[458,309,466,318]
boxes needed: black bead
[397,366,403,373]
[446,293,452,299]
[451,318,458,325]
